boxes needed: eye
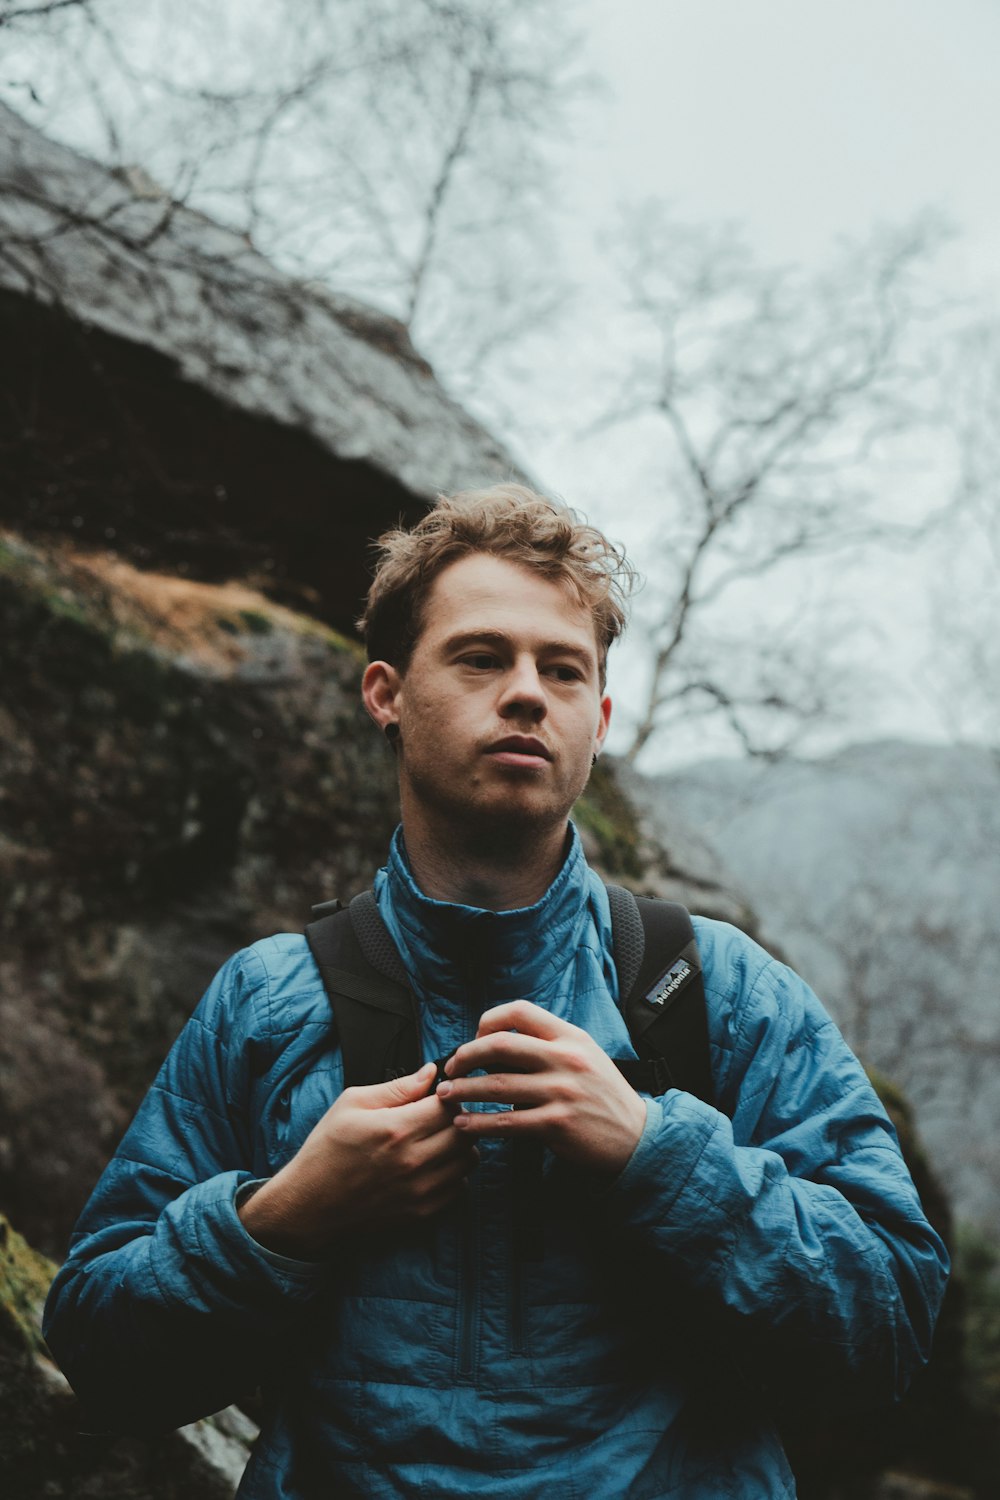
[462,652,500,671]
[545,663,584,683]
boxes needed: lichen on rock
[0,1212,56,1360]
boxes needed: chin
[465,792,574,835]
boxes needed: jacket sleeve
[42,945,329,1434]
[600,920,949,1407]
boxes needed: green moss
[216,607,276,636]
[238,608,274,635]
[867,1067,941,1190]
[956,1224,1000,1421]
[574,760,643,880]
[0,1216,56,1359]
[867,1067,912,1123]
[573,798,622,853]
[40,589,92,629]
[1,533,360,662]
[0,537,94,631]
[0,535,41,581]
[288,613,362,657]
[225,586,360,656]
[0,537,24,575]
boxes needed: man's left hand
[437,1000,647,1174]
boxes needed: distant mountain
[627,740,1000,1235]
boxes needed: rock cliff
[0,100,520,640]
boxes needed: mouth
[485,735,553,768]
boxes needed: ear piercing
[384,723,401,744]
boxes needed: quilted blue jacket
[44,828,948,1498]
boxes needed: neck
[399,805,570,910]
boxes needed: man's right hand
[237,1063,476,1259]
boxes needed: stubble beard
[404,761,578,871]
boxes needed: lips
[486,735,553,764]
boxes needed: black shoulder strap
[304,891,421,1086]
[606,883,714,1107]
[305,884,714,1105]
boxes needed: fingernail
[437,1080,453,1098]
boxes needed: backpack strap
[605,883,714,1106]
[305,891,422,1086]
[305,884,713,1106]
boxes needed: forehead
[418,553,600,657]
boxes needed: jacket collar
[375,823,594,1005]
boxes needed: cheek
[572,705,604,746]
[403,690,476,743]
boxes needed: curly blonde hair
[358,484,636,688]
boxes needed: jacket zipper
[508,1202,526,1356]
[508,1137,543,1357]
[457,1174,479,1378]
[456,970,484,1380]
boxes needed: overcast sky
[530,0,1000,764]
[574,0,1000,277]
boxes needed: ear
[362,661,403,732]
[594,693,612,754]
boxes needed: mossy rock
[0,1213,56,1360]
[0,1212,256,1497]
[574,760,643,881]
[867,1068,949,1231]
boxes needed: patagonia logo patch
[644,958,694,1009]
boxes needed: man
[45,485,948,1498]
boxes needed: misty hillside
[628,740,1000,1236]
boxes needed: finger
[451,1104,553,1138]
[408,1122,480,1171]
[353,1062,437,1109]
[445,1031,551,1079]
[475,999,577,1042]
[336,1083,459,1146]
[381,1089,465,1142]
[438,1072,550,1108]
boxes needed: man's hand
[436,1000,647,1174]
[238,1064,477,1259]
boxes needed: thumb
[353,1061,436,1108]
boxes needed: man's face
[365,553,611,839]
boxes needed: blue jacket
[44,828,948,1498]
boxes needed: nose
[498,656,547,720]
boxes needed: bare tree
[925,319,1000,755]
[0,0,584,402]
[585,208,949,763]
[0,0,90,24]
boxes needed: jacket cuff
[230,1177,332,1276]
[153,1170,329,1310]
[602,1089,725,1219]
